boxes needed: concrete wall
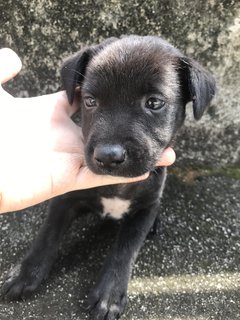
[1,0,239,168]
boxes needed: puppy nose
[94,145,126,167]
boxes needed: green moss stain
[170,165,240,184]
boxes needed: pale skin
[0,48,176,214]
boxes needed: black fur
[1,35,216,320]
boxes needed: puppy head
[61,36,216,177]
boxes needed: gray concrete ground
[0,173,240,320]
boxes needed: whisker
[63,66,99,91]
[63,66,87,80]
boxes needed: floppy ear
[179,57,216,120]
[61,48,93,104]
[61,37,118,104]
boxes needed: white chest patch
[101,197,131,220]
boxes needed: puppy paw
[147,216,161,238]
[1,262,47,300]
[86,277,128,320]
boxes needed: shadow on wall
[0,174,240,319]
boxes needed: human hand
[0,48,176,213]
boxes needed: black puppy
[2,36,215,319]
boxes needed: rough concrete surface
[1,174,240,320]
[0,1,240,319]
[0,0,239,166]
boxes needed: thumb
[156,147,176,167]
[0,48,22,84]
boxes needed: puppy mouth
[89,163,151,178]
[86,147,159,178]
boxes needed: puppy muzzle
[94,144,127,169]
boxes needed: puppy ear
[61,37,118,104]
[61,48,93,104]
[179,57,216,120]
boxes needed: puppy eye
[145,97,165,111]
[84,97,97,108]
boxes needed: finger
[156,147,176,167]
[0,48,22,84]
[74,166,150,190]
[47,91,79,116]
[92,171,150,187]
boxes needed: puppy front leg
[1,196,78,300]
[87,201,160,320]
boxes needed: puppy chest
[100,197,131,219]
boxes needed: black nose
[94,145,126,168]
